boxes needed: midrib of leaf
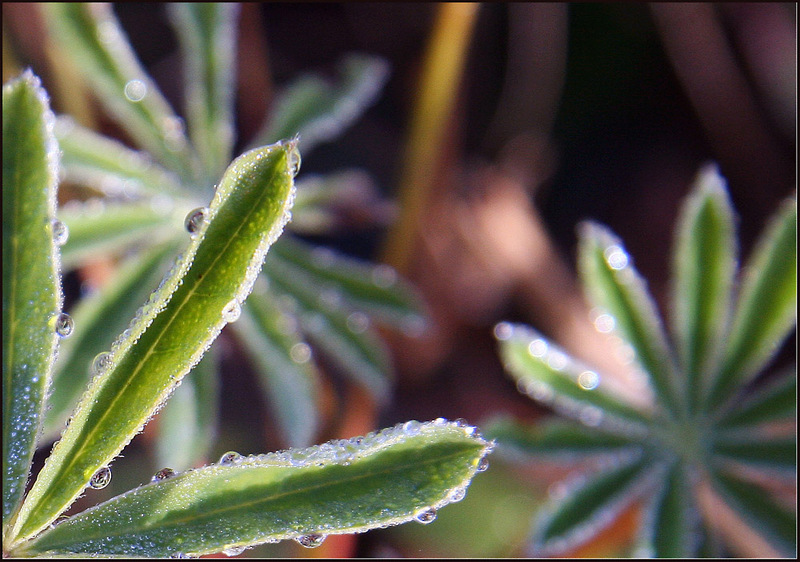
[10,143,296,543]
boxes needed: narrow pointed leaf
[638,462,700,557]
[9,140,298,544]
[21,421,493,558]
[483,416,640,460]
[497,323,652,435]
[233,284,320,448]
[168,3,239,184]
[709,468,796,556]
[670,164,736,412]
[265,256,393,403]
[272,236,425,327]
[716,369,796,428]
[707,197,797,411]
[251,53,389,154]
[43,3,197,181]
[578,221,682,415]
[530,453,653,556]
[2,71,62,527]
[55,116,184,197]
[155,349,219,471]
[59,200,182,270]
[712,431,796,473]
[44,241,179,442]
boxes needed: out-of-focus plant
[29,3,428,470]
[488,164,796,557]
[3,3,495,558]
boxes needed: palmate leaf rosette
[490,164,796,557]
[17,420,493,558]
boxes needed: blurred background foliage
[3,2,795,558]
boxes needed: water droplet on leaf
[89,466,111,489]
[52,219,69,246]
[493,322,513,340]
[578,370,600,390]
[52,312,74,337]
[295,534,326,548]
[91,352,112,376]
[222,300,241,323]
[414,507,437,524]
[289,342,312,364]
[219,451,242,466]
[184,207,208,237]
[124,79,147,102]
[221,545,246,557]
[152,468,176,482]
[476,457,489,472]
[604,245,629,270]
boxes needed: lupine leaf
[265,255,392,404]
[483,416,639,460]
[42,3,197,181]
[8,141,298,544]
[712,431,796,473]
[19,421,492,558]
[271,236,424,327]
[2,70,61,528]
[44,241,179,442]
[707,197,797,411]
[530,453,653,556]
[155,349,219,472]
[638,461,699,557]
[497,323,652,435]
[709,468,796,556]
[251,53,389,154]
[670,164,736,413]
[233,283,320,448]
[578,221,683,417]
[59,200,182,270]
[716,369,797,428]
[168,3,239,185]
[55,116,184,197]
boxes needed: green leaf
[20,420,493,558]
[530,453,653,556]
[483,416,639,460]
[168,3,239,185]
[44,241,179,442]
[2,71,62,528]
[709,467,796,556]
[716,369,797,428]
[271,236,425,327]
[251,53,389,155]
[578,221,683,416]
[638,461,700,557]
[496,323,652,435]
[8,140,298,544]
[233,282,320,448]
[265,255,393,404]
[707,196,797,411]
[59,200,181,270]
[670,164,736,413]
[155,349,219,472]
[43,3,198,181]
[55,116,185,197]
[712,431,796,473]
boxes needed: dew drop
[169,553,190,559]
[449,487,467,503]
[184,207,208,237]
[221,545,246,557]
[91,352,112,376]
[219,451,242,466]
[295,533,326,548]
[89,466,111,489]
[604,245,629,270]
[493,322,513,341]
[402,420,421,436]
[593,313,615,333]
[371,264,397,288]
[346,311,370,334]
[476,457,489,472]
[414,507,437,524]
[577,370,600,390]
[124,79,147,102]
[527,339,547,358]
[151,467,176,482]
[287,145,301,177]
[52,312,74,338]
[52,219,69,246]
[222,300,241,323]
[289,342,312,364]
